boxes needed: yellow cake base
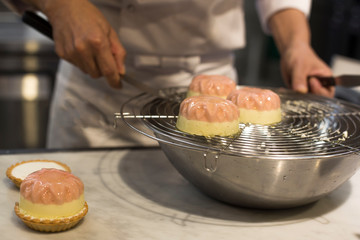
[19,194,85,219]
[239,108,281,125]
[176,116,239,137]
[14,202,88,232]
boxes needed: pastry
[14,168,88,232]
[227,87,281,124]
[176,95,240,137]
[187,74,236,99]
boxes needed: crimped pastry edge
[14,202,88,232]
[6,159,71,188]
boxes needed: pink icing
[189,75,236,97]
[20,168,84,205]
[227,87,281,110]
[179,95,239,122]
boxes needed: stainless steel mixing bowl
[118,87,360,209]
[157,135,360,208]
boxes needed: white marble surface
[1,148,360,240]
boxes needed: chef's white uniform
[35,0,311,148]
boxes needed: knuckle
[89,36,106,51]
[73,39,86,53]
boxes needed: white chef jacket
[8,0,311,149]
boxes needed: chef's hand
[280,41,334,97]
[23,0,126,88]
[268,9,334,98]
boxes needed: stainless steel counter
[1,148,360,240]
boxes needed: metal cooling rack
[115,87,360,159]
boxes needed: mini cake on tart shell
[14,168,88,232]
[187,75,236,99]
[176,95,240,137]
[227,87,281,125]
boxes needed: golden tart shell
[14,201,88,232]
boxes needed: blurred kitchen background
[0,0,360,150]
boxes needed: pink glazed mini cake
[176,95,240,137]
[14,168,88,232]
[227,87,282,125]
[187,75,236,99]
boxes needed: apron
[46,0,245,149]
[46,0,312,149]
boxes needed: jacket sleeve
[256,0,312,34]
[1,0,35,15]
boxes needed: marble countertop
[1,148,360,240]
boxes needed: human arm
[256,0,334,97]
[268,8,334,97]
[5,0,126,88]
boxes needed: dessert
[176,95,240,137]
[187,75,236,99]
[14,168,88,232]
[227,87,281,125]
[6,159,71,188]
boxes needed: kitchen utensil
[309,75,360,87]
[115,86,360,209]
[119,74,170,99]
[22,11,168,99]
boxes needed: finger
[77,54,101,78]
[309,78,335,98]
[53,33,99,78]
[290,65,308,93]
[74,39,101,78]
[307,67,333,96]
[280,62,291,88]
[55,42,88,76]
[53,31,72,62]
[93,40,122,88]
[109,29,126,75]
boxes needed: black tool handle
[308,76,336,88]
[22,11,53,40]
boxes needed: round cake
[227,87,281,125]
[176,95,240,137]
[14,168,88,232]
[187,75,236,99]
